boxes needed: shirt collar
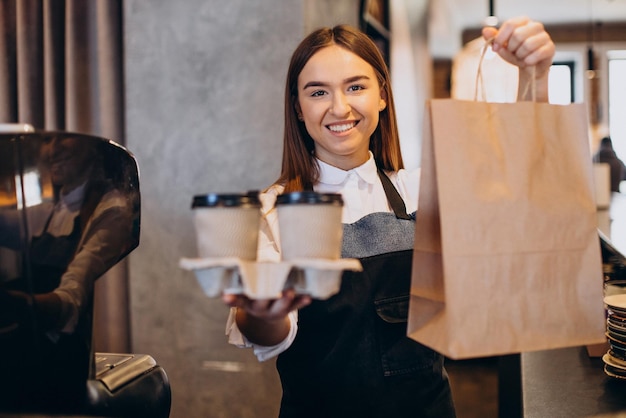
[59,182,87,211]
[317,152,379,186]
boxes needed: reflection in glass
[0,128,140,414]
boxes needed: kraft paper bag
[407,99,606,359]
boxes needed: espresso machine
[0,124,170,417]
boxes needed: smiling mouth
[327,121,357,133]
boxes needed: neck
[315,151,370,171]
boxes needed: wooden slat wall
[432,21,626,99]
[462,21,626,45]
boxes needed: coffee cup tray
[179,257,362,300]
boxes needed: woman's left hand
[483,16,555,76]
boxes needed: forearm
[235,308,291,346]
[53,205,131,332]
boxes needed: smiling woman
[219,17,556,418]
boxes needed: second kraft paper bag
[407,99,606,359]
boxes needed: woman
[224,17,555,417]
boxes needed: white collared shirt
[47,183,87,236]
[226,152,420,361]
[314,153,419,224]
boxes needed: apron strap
[304,164,412,220]
[376,168,411,220]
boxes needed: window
[608,50,626,161]
[549,61,575,104]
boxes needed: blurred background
[0,0,625,416]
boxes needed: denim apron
[276,170,456,418]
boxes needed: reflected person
[0,134,135,410]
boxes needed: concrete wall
[123,1,359,416]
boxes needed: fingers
[482,26,498,42]
[292,294,312,310]
[222,293,245,307]
[483,17,555,75]
[222,288,312,321]
[254,289,296,317]
[489,16,531,53]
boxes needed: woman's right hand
[222,289,311,346]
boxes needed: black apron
[1,210,92,412]
[276,170,456,418]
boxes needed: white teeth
[328,122,355,133]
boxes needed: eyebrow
[302,75,371,90]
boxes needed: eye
[310,90,327,97]
[348,84,365,92]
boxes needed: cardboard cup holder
[179,257,362,300]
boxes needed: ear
[379,98,387,112]
[379,88,387,112]
[295,102,303,120]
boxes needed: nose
[330,92,350,116]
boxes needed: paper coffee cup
[192,193,261,260]
[275,192,343,260]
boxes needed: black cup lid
[275,191,343,206]
[192,193,261,208]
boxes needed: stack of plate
[602,293,626,379]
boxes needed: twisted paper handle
[474,38,536,102]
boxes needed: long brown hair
[276,24,403,192]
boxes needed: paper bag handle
[474,38,537,102]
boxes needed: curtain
[0,0,130,353]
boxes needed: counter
[521,346,626,417]
[500,192,626,418]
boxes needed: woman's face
[296,44,386,170]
